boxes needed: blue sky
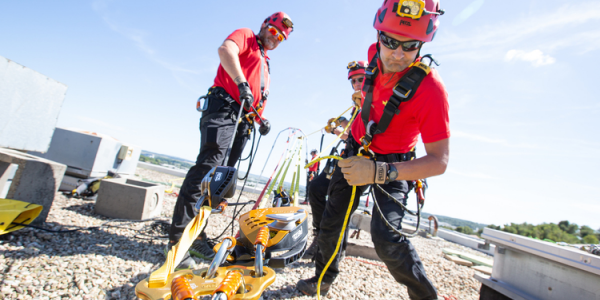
[2,0,599,229]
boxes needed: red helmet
[373,0,444,42]
[347,61,368,79]
[264,12,294,40]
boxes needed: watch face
[389,165,399,180]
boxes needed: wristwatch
[385,163,398,184]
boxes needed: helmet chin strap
[416,43,424,61]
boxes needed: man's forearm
[392,155,448,181]
[392,139,449,181]
[218,41,246,84]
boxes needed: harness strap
[255,36,270,102]
[360,54,432,148]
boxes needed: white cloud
[504,49,556,67]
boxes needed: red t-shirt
[213,28,270,117]
[308,154,319,172]
[350,43,450,154]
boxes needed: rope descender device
[324,117,341,134]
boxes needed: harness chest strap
[360,54,431,149]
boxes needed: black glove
[259,119,271,136]
[237,82,254,111]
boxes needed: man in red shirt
[167,12,294,269]
[297,1,449,299]
[307,149,320,179]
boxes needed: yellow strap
[0,199,43,235]
[165,177,185,194]
[148,206,211,288]
[293,152,301,206]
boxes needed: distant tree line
[420,212,487,231]
[139,154,194,169]
[475,220,599,244]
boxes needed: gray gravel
[0,168,485,299]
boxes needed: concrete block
[0,56,68,152]
[349,210,372,232]
[30,128,141,178]
[346,231,381,261]
[0,147,67,224]
[95,178,164,220]
[0,162,18,198]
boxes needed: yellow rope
[305,155,357,300]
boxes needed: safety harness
[359,53,431,152]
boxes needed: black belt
[346,135,415,163]
[209,86,241,114]
[373,151,415,163]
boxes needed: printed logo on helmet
[400,20,412,26]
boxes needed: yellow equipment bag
[0,198,43,235]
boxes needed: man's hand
[352,90,362,107]
[259,118,271,135]
[338,156,377,186]
[238,82,254,111]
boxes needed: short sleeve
[412,71,451,144]
[226,28,254,54]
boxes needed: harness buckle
[366,66,377,76]
[393,84,411,99]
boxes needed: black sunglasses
[379,32,422,52]
[350,77,364,85]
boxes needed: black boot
[297,276,332,296]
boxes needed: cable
[216,131,263,240]
[8,217,170,237]
[257,127,296,179]
[370,186,423,238]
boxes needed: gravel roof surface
[0,168,487,299]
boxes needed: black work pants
[168,94,250,243]
[308,171,329,231]
[305,170,318,200]
[314,164,438,300]
[308,170,350,253]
